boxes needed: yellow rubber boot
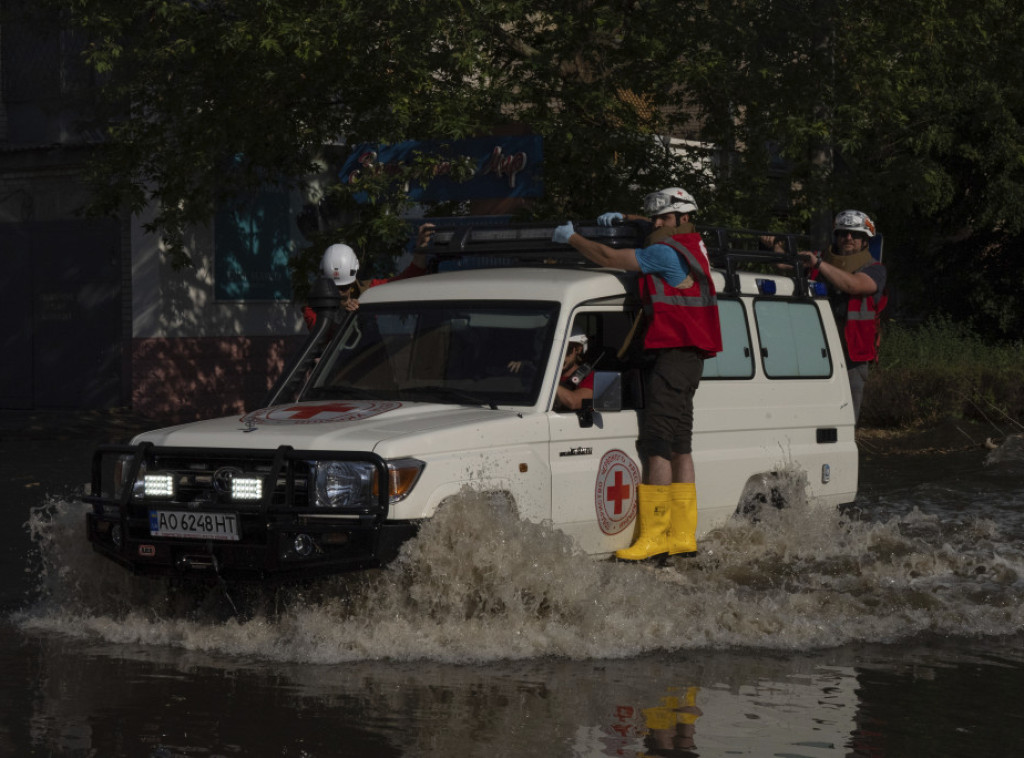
[615,484,671,561]
[679,686,701,725]
[667,482,698,556]
[642,702,676,731]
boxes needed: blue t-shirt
[635,243,691,288]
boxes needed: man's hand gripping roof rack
[419,221,816,296]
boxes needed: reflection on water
[4,436,1024,756]
[6,622,1022,758]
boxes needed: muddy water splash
[14,456,1024,663]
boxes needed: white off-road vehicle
[84,223,857,581]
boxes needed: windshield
[303,301,560,407]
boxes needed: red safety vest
[846,291,887,362]
[812,264,886,362]
[637,233,723,356]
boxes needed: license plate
[149,510,240,541]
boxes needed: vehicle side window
[702,298,752,379]
[565,310,645,410]
[754,300,832,378]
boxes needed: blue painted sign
[340,135,543,202]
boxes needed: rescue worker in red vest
[552,187,723,561]
[803,210,886,423]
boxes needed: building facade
[1,6,305,419]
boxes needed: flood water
[1,420,1023,757]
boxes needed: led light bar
[143,474,175,498]
[231,477,263,501]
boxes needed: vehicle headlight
[310,458,425,508]
[313,461,376,509]
[121,458,180,500]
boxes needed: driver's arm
[555,383,593,411]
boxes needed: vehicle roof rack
[699,226,817,296]
[419,220,818,296]
[422,222,643,269]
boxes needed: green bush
[860,317,1024,428]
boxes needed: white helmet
[643,187,698,217]
[320,243,359,285]
[833,209,876,238]
[568,327,589,350]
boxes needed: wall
[129,204,307,420]
[0,144,131,411]
[1,10,309,418]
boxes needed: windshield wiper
[398,386,499,410]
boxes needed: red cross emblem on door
[605,470,631,515]
[595,449,640,535]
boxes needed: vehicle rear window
[753,300,832,378]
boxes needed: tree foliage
[51,0,699,270]
[46,0,1024,337]
[55,0,517,265]
[681,0,1024,337]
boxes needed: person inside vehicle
[303,224,436,330]
[554,327,594,411]
[552,187,723,562]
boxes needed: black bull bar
[82,443,418,582]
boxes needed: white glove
[597,212,623,226]
[552,222,575,244]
